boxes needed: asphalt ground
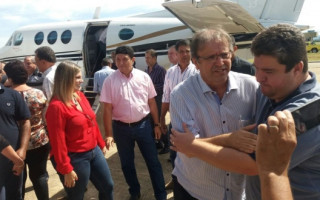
[25,62,320,200]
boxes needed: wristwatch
[154,123,161,128]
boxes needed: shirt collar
[198,71,238,94]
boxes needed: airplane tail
[239,0,305,27]
[93,7,101,19]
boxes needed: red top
[46,91,105,174]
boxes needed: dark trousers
[22,143,50,200]
[172,175,198,200]
[113,118,166,200]
[0,156,23,200]
[51,146,114,200]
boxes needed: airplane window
[5,35,12,46]
[34,32,44,45]
[61,30,72,44]
[47,31,58,44]
[118,28,134,40]
[13,33,23,46]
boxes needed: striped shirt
[171,72,258,200]
[42,65,56,100]
[144,63,166,96]
[93,66,114,93]
[162,63,197,103]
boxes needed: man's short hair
[145,49,157,58]
[101,57,113,66]
[4,60,28,85]
[251,23,308,73]
[115,46,134,58]
[191,28,232,58]
[35,46,56,63]
[175,39,191,51]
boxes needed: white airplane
[0,0,305,81]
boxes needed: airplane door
[162,0,264,34]
[83,22,109,78]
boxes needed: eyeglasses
[197,52,231,63]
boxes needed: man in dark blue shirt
[0,72,31,200]
[144,49,168,154]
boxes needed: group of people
[0,22,319,200]
[0,47,114,200]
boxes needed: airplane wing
[162,0,264,34]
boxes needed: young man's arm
[148,98,162,140]
[103,102,114,150]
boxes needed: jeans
[51,146,114,200]
[22,143,50,200]
[0,156,23,200]
[113,118,166,200]
[172,175,198,200]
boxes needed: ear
[293,61,304,75]
[233,45,238,52]
[191,57,200,70]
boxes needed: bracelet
[154,123,161,128]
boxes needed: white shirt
[162,62,197,103]
[42,65,56,100]
[171,72,258,200]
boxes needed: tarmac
[24,62,320,200]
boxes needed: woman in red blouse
[46,61,113,200]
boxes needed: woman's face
[74,71,83,92]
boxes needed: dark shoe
[129,193,141,200]
[159,147,170,154]
[165,179,174,190]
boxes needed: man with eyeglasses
[168,28,258,200]
[160,39,197,190]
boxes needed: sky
[0,0,319,47]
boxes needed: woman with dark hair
[46,61,114,200]
[4,60,49,200]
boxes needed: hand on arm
[206,124,257,153]
[103,102,114,150]
[256,110,296,200]
[1,144,25,176]
[170,123,258,175]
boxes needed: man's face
[145,52,156,68]
[168,48,178,65]
[24,58,37,75]
[116,54,134,74]
[177,45,191,67]
[254,55,298,102]
[195,39,232,86]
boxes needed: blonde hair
[52,61,81,106]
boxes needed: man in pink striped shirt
[100,46,167,200]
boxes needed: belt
[113,115,149,127]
